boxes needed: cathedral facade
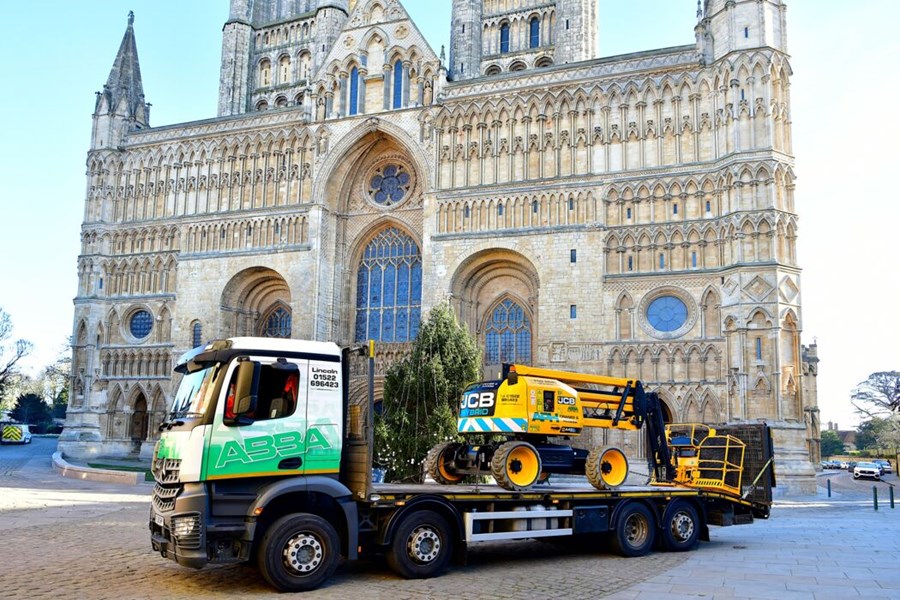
[61,0,821,493]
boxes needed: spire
[92,11,149,149]
[98,11,148,126]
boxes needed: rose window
[369,165,411,206]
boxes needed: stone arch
[220,267,292,338]
[449,248,540,370]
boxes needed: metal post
[827,479,831,497]
[890,486,895,509]
[873,486,879,511]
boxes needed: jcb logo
[461,392,495,410]
[558,396,576,406]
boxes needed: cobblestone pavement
[0,439,685,599]
[4,441,900,599]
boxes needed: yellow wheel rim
[507,445,540,487]
[600,448,628,487]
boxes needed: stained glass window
[192,322,202,348]
[130,310,153,339]
[393,60,403,109]
[349,67,360,116]
[485,299,532,365]
[646,296,688,333]
[261,306,292,338]
[369,165,411,206]
[500,23,510,53]
[355,228,422,342]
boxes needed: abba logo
[460,391,496,417]
[216,428,332,469]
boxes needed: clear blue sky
[1,1,897,430]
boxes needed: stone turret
[448,0,482,81]
[91,12,150,150]
[697,0,788,64]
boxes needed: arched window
[485,299,532,365]
[259,59,272,87]
[355,227,422,343]
[261,306,292,338]
[279,55,291,84]
[191,321,202,348]
[500,22,510,53]
[393,60,403,109]
[529,17,540,48]
[349,67,360,116]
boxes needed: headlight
[171,513,201,549]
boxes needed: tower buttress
[218,0,254,116]
[91,12,150,150]
[449,0,482,81]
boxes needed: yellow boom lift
[426,364,677,491]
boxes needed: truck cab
[150,338,358,589]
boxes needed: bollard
[827,479,831,497]
[891,486,895,509]
[873,486,878,511]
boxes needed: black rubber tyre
[586,445,629,490]
[386,510,453,579]
[426,442,465,485]
[490,440,542,491]
[256,513,340,592]
[611,502,656,557]
[660,500,700,552]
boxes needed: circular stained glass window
[646,296,688,333]
[369,164,411,206]
[130,310,153,339]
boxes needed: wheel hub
[625,515,649,545]
[408,527,441,564]
[283,533,323,574]
[670,512,695,541]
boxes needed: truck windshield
[169,365,221,419]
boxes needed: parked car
[820,460,841,469]
[873,459,893,475]
[846,461,858,472]
[839,460,850,469]
[853,462,881,480]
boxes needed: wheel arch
[249,476,359,560]
[378,496,464,548]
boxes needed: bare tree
[0,308,33,401]
[852,371,900,418]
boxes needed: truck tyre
[660,500,700,552]
[256,513,340,593]
[386,510,453,579]
[426,442,465,485]
[586,446,629,490]
[491,440,542,491]
[611,502,656,557]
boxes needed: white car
[853,462,881,481]
[1,423,32,444]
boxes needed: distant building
[61,0,819,494]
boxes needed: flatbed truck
[149,337,774,592]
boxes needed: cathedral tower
[217,0,351,117]
[449,0,597,81]
[91,12,150,150]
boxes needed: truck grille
[152,457,181,484]
[151,457,182,513]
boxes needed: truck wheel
[660,500,700,551]
[586,446,629,490]
[611,502,656,557]
[426,442,465,485]
[256,513,340,592]
[491,441,542,491]
[386,510,453,579]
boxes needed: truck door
[204,357,311,480]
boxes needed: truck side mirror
[234,360,260,417]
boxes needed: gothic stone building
[61,0,821,493]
